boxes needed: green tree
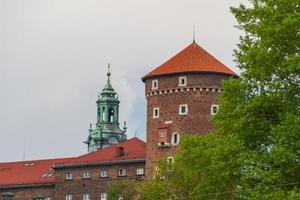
[218,0,300,198]
[107,179,139,200]
[140,0,300,199]
[139,135,244,200]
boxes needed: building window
[118,168,127,177]
[153,107,159,119]
[108,108,114,122]
[152,79,158,90]
[82,193,90,200]
[136,168,144,176]
[179,76,187,86]
[179,104,188,115]
[65,194,72,200]
[100,169,109,178]
[82,171,91,179]
[102,107,106,122]
[171,133,180,145]
[211,104,219,115]
[1,192,14,200]
[167,156,174,164]
[65,172,73,180]
[100,193,107,200]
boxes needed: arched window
[102,107,106,122]
[108,108,114,122]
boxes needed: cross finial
[107,63,111,83]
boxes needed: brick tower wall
[144,73,233,177]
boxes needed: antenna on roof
[22,136,26,161]
[193,25,196,43]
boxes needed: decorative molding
[146,87,223,97]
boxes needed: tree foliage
[107,179,138,200]
[139,0,300,199]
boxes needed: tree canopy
[111,1,300,199]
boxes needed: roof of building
[0,138,145,187]
[142,41,238,81]
[0,158,72,187]
[55,137,146,167]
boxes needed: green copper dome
[84,64,127,152]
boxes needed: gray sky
[0,0,247,162]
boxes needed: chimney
[116,146,125,157]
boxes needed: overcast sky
[0,0,247,162]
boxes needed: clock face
[109,137,119,144]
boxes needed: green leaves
[125,1,300,199]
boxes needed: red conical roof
[142,42,238,81]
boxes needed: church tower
[85,65,127,152]
[142,41,238,176]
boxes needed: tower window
[97,108,101,119]
[179,76,187,86]
[152,79,158,90]
[102,107,106,122]
[108,108,114,122]
[171,133,180,145]
[211,104,219,115]
[167,156,174,163]
[179,104,188,115]
[153,108,159,119]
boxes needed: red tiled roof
[55,137,146,167]
[0,138,146,187]
[0,158,72,187]
[142,42,238,81]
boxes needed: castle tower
[142,41,238,176]
[85,65,127,152]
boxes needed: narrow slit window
[179,104,188,115]
[102,107,106,122]
[179,76,187,86]
[153,108,159,119]
[211,104,219,115]
[152,79,158,90]
[108,108,114,122]
[171,133,180,145]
